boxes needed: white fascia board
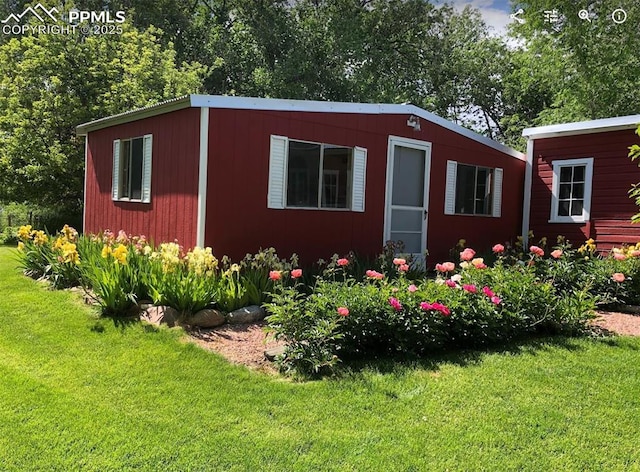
[191,95,524,160]
[522,114,640,139]
[75,96,192,136]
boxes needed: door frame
[383,135,432,260]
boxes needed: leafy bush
[266,251,598,377]
[144,243,218,320]
[16,224,81,288]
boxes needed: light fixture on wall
[407,115,421,131]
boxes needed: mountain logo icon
[2,3,59,23]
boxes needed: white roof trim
[77,94,524,159]
[522,114,640,139]
[190,95,523,159]
[76,96,191,136]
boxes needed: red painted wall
[529,129,640,250]
[205,109,525,265]
[84,107,200,248]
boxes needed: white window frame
[267,135,367,212]
[112,134,152,204]
[444,160,503,217]
[549,157,594,223]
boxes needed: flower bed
[14,225,640,376]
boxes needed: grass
[1,246,640,471]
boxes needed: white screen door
[384,137,432,259]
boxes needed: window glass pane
[120,140,131,198]
[130,138,144,200]
[391,209,422,232]
[474,168,492,215]
[287,141,320,207]
[559,183,571,199]
[389,231,422,254]
[559,166,572,182]
[558,200,570,216]
[455,164,476,214]
[573,165,585,182]
[392,146,425,207]
[572,183,584,199]
[571,199,584,216]
[322,146,351,208]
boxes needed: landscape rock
[227,305,266,324]
[264,345,286,362]
[140,305,178,327]
[189,308,226,328]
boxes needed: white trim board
[76,94,524,160]
[523,114,640,139]
[196,107,210,247]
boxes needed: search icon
[578,9,591,22]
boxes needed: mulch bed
[186,310,640,371]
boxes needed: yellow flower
[61,224,78,242]
[17,241,25,251]
[186,246,218,275]
[230,263,240,273]
[143,245,153,256]
[578,238,597,254]
[112,244,128,265]
[101,245,112,259]
[32,230,48,246]
[52,236,66,251]
[17,225,33,240]
[61,242,79,264]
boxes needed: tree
[0,23,203,215]
[509,0,640,125]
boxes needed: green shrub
[144,243,218,320]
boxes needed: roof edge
[522,114,640,139]
[76,94,524,159]
[75,95,192,136]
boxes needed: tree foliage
[0,20,203,212]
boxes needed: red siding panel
[84,107,200,248]
[206,109,525,265]
[529,129,640,249]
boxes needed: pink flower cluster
[530,245,545,257]
[420,301,450,316]
[388,297,403,311]
[366,269,384,280]
[393,258,409,272]
[460,248,476,261]
[482,286,502,305]
[435,262,455,273]
[337,306,350,316]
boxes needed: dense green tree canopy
[1,0,639,218]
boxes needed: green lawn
[1,246,640,471]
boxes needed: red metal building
[522,115,640,251]
[77,95,525,265]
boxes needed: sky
[445,0,514,36]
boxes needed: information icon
[612,8,627,24]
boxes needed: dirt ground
[186,311,640,371]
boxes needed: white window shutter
[142,134,153,203]
[444,160,457,215]
[492,167,503,217]
[112,139,121,201]
[268,135,288,209]
[352,146,367,212]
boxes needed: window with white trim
[444,160,503,217]
[267,135,367,212]
[550,157,593,223]
[112,135,152,203]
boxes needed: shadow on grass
[335,332,625,380]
